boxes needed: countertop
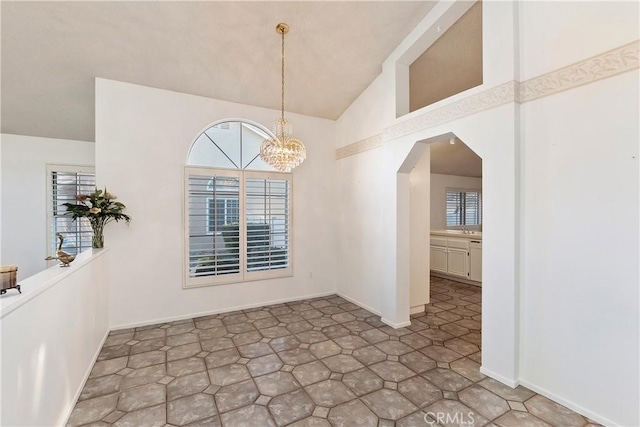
[430,230,483,240]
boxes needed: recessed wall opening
[408,1,483,112]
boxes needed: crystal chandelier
[260,23,306,173]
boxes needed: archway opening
[397,132,486,373]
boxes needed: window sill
[0,247,110,319]
[184,269,293,289]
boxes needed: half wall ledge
[0,247,110,319]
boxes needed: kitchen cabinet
[469,240,482,282]
[430,232,482,283]
[447,248,469,278]
[430,246,448,273]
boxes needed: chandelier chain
[281,28,285,122]
[259,22,306,173]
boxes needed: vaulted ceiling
[1,1,436,142]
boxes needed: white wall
[517,3,640,425]
[517,1,639,81]
[0,134,95,279]
[337,0,520,385]
[521,71,639,427]
[409,146,430,311]
[0,249,110,426]
[1,133,3,263]
[430,173,482,230]
[95,79,338,328]
[336,147,388,317]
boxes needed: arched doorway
[395,129,519,386]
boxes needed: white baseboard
[336,292,381,316]
[480,368,619,426]
[479,366,520,388]
[381,317,412,329]
[410,305,425,315]
[62,328,110,425]
[337,292,411,329]
[518,379,617,427]
[111,290,337,331]
[431,271,481,287]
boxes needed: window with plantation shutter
[446,189,482,226]
[185,120,292,288]
[47,165,96,258]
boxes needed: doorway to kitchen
[398,132,484,367]
[428,136,483,288]
[400,134,483,312]
[395,121,520,392]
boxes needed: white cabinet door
[447,248,468,278]
[469,242,482,282]
[430,246,448,273]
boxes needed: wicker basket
[1,265,20,294]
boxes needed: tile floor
[68,277,598,427]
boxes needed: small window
[207,198,240,233]
[185,120,292,287]
[47,165,96,258]
[446,189,482,226]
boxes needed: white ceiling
[1,1,436,142]
[430,138,482,177]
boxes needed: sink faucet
[462,226,469,234]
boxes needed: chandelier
[260,23,306,173]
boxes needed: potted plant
[62,188,131,248]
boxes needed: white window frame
[46,164,95,264]
[445,187,482,227]
[184,166,293,288]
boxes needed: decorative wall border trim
[336,82,515,159]
[517,40,639,103]
[336,133,386,159]
[337,40,639,160]
[386,81,516,141]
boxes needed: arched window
[185,120,292,288]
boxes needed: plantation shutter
[185,168,292,287]
[446,191,463,226]
[245,176,290,274]
[465,192,482,225]
[49,167,95,256]
[446,189,482,227]
[187,170,241,284]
